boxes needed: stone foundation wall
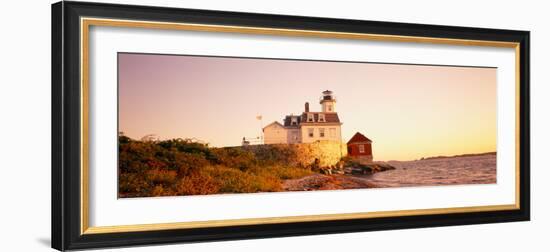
[244,141,347,167]
[353,155,374,164]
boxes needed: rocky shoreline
[287,153,498,191]
[283,162,396,191]
[282,174,379,191]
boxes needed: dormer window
[291,117,298,125]
[318,114,325,122]
[307,113,314,122]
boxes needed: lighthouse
[320,90,336,112]
[262,90,342,144]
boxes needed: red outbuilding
[347,132,373,163]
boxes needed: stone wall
[244,141,347,167]
[353,155,374,164]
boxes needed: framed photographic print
[51,1,530,251]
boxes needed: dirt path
[282,174,378,191]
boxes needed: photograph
[118,52,497,198]
[47,1,532,250]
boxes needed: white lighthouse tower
[320,90,336,112]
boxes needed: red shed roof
[347,132,372,144]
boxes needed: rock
[332,169,345,175]
[282,174,377,191]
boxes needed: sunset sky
[118,53,496,161]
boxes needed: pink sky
[118,53,496,161]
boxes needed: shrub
[119,172,150,196]
[202,165,258,193]
[210,147,257,170]
[145,169,177,185]
[118,134,313,197]
[249,173,282,192]
[119,141,160,173]
[173,152,210,177]
[177,170,220,195]
[151,185,175,197]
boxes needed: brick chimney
[305,102,310,112]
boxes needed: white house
[263,90,343,144]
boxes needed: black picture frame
[52,1,530,251]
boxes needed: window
[307,113,314,122]
[318,114,325,122]
[319,128,325,137]
[329,128,336,137]
[359,144,365,153]
[308,128,314,137]
[291,117,298,125]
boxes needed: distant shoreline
[384,151,497,163]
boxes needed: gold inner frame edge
[80,17,522,235]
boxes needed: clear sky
[118,53,496,161]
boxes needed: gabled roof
[300,112,341,124]
[347,132,372,144]
[262,121,284,131]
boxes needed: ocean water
[362,153,497,188]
